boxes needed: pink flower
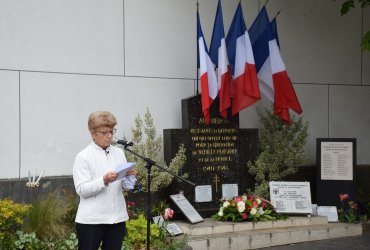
[127,201,135,208]
[252,201,258,208]
[349,201,358,210]
[235,196,242,202]
[242,213,248,220]
[261,202,267,209]
[339,193,349,202]
[163,208,174,220]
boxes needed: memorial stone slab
[316,138,357,207]
[164,95,258,217]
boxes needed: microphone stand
[123,144,196,250]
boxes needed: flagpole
[275,10,281,18]
[196,0,199,95]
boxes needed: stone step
[185,222,362,250]
[176,216,328,236]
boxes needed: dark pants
[75,222,126,250]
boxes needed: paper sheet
[115,162,136,180]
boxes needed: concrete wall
[0,0,369,180]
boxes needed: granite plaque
[269,181,312,214]
[222,184,238,200]
[195,185,212,202]
[317,206,338,222]
[153,215,183,235]
[170,194,204,224]
[166,223,183,236]
[316,138,357,207]
[152,215,164,226]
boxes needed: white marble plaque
[195,185,212,202]
[152,215,164,226]
[321,142,353,180]
[166,223,183,236]
[170,194,204,224]
[269,181,312,214]
[222,184,238,200]
[311,204,318,215]
[317,206,338,222]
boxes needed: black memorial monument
[164,95,258,217]
[316,138,357,207]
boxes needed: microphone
[114,139,134,147]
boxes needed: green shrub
[120,108,187,192]
[248,107,308,198]
[338,193,368,223]
[124,214,160,249]
[13,231,48,250]
[0,198,31,249]
[124,213,185,250]
[60,188,79,230]
[22,192,70,241]
[52,232,78,250]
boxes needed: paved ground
[260,222,370,250]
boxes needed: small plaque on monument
[170,194,204,224]
[222,184,238,200]
[320,141,353,180]
[269,181,312,214]
[195,185,212,202]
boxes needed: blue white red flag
[270,17,280,48]
[209,0,232,118]
[249,6,274,103]
[197,10,218,124]
[249,7,302,125]
[226,3,260,116]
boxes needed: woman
[73,111,136,250]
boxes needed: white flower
[250,208,257,215]
[218,211,224,217]
[256,198,261,205]
[242,195,247,202]
[223,201,230,208]
[219,207,224,212]
[237,201,245,213]
[258,207,264,215]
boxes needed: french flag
[270,17,280,48]
[209,0,232,118]
[249,7,302,125]
[197,10,218,124]
[226,3,260,116]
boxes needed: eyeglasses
[95,128,116,136]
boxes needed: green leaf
[340,0,355,15]
[361,31,370,51]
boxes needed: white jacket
[73,142,129,224]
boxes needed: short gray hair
[88,111,117,131]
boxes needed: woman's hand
[126,168,137,176]
[103,171,118,185]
